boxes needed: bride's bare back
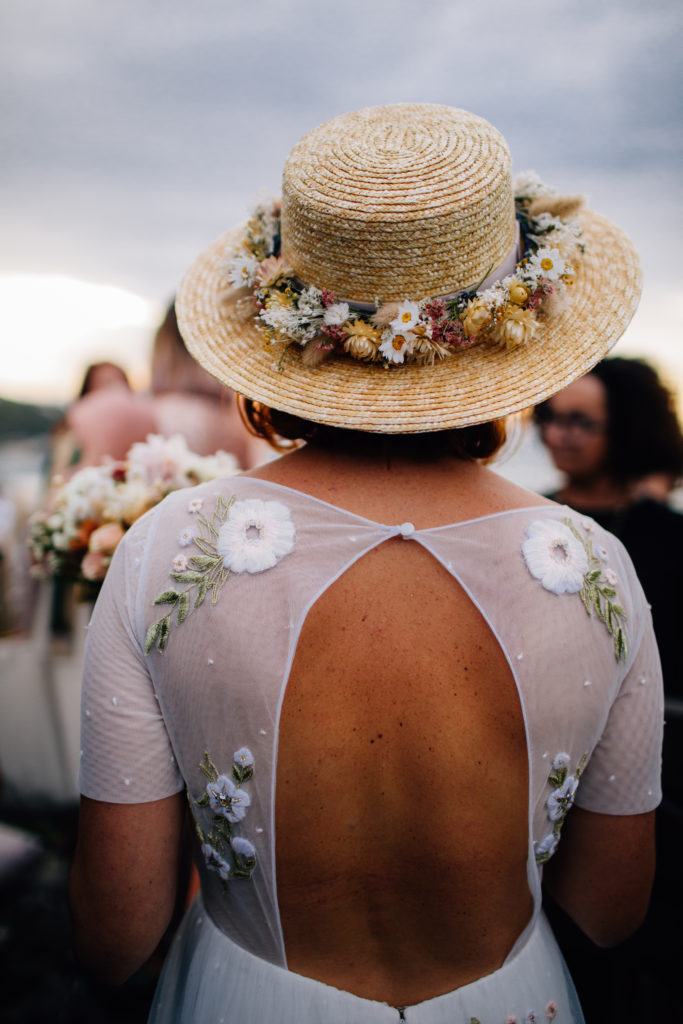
[256,448,543,1004]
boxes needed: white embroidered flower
[217,499,295,574]
[595,545,609,561]
[231,836,256,861]
[323,302,350,326]
[534,832,559,861]
[178,527,195,548]
[233,747,254,769]
[201,842,232,880]
[605,568,618,586]
[551,752,571,772]
[207,775,251,823]
[172,554,189,573]
[547,774,579,821]
[187,498,204,513]
[522,520,588,595]
[389,301,421,334]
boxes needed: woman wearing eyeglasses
[535,355,683,1022]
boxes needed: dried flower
[462,297,493,337]
[489,306,537,350]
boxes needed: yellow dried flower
[489,306,536,350]
[507,280,530,306]
[462,298,493,337]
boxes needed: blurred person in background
[535,355,683,1023]
[151,301,269,469]
[51,360,157,480]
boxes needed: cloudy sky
[2,0,682,403]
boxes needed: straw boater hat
[176,103,641,433]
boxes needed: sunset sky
[2,0,681,406]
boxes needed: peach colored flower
[88,521,126,555]
[81,550,108,581]
[254,256,285,288]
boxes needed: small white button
[399,522,415,537]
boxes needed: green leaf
[177,591,190,624]
[144,620,161,655]
[195,578,210,608]
[171,570,206,584]
[190,555,218,570]
[158,617,170,652]
[153,589,180,606]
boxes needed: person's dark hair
[536,356,683,484]
[78,361,129,397]
[239,398,507,462]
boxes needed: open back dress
[79,476,663,1024]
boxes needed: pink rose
[81,550,108,581]
[88,522,125,555]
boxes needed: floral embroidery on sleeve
[522,517,627,661]
[144,493,295,653]
[534,751,587,864]
[192,748,257,884]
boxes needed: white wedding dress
[78,477,663,1023]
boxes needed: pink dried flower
[321,323,347,344]
[423,298,447,320]
[321,288,337,308]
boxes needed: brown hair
[239,398,507,462]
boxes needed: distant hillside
[0,397,63,440]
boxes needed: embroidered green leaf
[195,577,210,608]
[233,764,254,785]
[153,589,180,606]
[199,751,219,781]
[144,620,162,655]
[196,792,210,807]
[177,591,190,624]
[171,569,207,584]
[158,616,170,651]
[562,517,628,662]
[190,555,219,570]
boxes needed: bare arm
[543,806,655,947]
[68,792,186,985]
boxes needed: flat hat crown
[281,103,516,303]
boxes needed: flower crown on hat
[223,171,584,370]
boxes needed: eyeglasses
[535,407,607,436]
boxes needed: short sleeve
[78,509,184,803]
[575,577,664,815]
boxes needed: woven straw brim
[176,209,641,433]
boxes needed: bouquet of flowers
[28,434,240,593]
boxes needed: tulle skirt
[149,897,585,1024]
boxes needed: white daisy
[378,330,414,365]
[389,301,421,334]
[526,247,567,282]
[217,499,295,574]
[207,775,251,823]
[226,251,260,287]
[522,520,588,595]
[178,527,195,548]
[323,302,350,326]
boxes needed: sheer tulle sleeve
[78,507,185,803]
[574,543,664,815]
